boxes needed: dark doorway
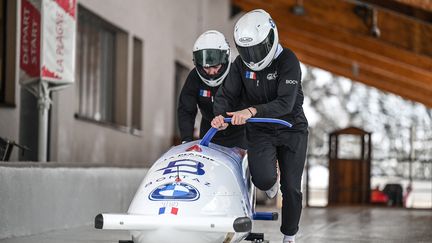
[172,61,190,145]
[18,86,52,161]
[19,88,39,161]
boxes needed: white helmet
[193,30,231,87]
[234,9,279,71]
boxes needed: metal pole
[37,81,51,162]
[409,125,415,184]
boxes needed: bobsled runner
[95,118,292,243]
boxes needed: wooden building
[233,0,432,109]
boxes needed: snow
[301,64,432,208]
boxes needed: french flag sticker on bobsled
[245,71,256,79]
[158,206,179,215]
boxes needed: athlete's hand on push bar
[211,115,228,130]
[226,107,256,125]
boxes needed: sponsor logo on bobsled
[163,152,215,162]
[144,175,211,188]
[149,182,200,201]
[162,201,178,207]
[157,159,205,175]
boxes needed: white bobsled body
[96,141,253,243]
[128,141,251,243]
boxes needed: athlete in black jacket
[177,30,245,148]
[178,68,245,148]
[211,10,308,243]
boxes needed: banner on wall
[19,0,77,88]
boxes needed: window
[76,6,128,126]
[0,0,6,103]
[337,134,363,159]
[0,0,17,106]
[131,37,143,132]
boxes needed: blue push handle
[199,118,292,147]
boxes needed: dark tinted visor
[236,29,275,64]
[193,49,229,67]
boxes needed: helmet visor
[236,29,275,64]
[193,49,229,68]
[196,62,229,83]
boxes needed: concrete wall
[0,165,147,239]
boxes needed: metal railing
[0,137,30,161]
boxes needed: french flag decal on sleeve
[199,89,211,97]
[245,71,256,79]
[159,207,179,215]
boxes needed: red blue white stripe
[200,89,211,97]
[245,71,256,79]
[159,207,178,215]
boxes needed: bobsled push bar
[200,118,292,146]
[95,213,252,233]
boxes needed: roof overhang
[233,0,432,108]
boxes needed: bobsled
[95,118,292,243]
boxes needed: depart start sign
[19,0,76,88]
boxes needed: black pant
[247,128,308,236]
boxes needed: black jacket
[177,68,246,148]
[214,48,308,133]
